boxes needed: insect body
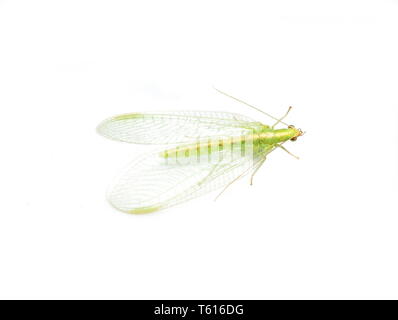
[97,92,304,214]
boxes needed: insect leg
[277,144,300,159]
[250,157,267,186]
[272,106,292,129]
[198,162,223,186]
[214,149,270,201]
[214,168,248,201]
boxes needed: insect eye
[291,137,297,141]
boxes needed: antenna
[213,87,290,126]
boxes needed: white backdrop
[0,0,397,299]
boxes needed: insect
[97,89,304,214]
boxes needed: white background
[0,0,397,299]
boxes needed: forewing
[107,144,274,213]
[97,111,264,144]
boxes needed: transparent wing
[107,144,274,213]
[97,111,264,144]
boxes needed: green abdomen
[159,127,297,159]
[160,138,247,159]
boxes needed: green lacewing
[97,90,304,214]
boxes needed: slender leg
[198,162,221,186]
[214,169,248,201]
[214,147,271,201]
[214,155,264,201]
[277,144,300,159]
[250,157,266,185]
[272,106,292,129]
